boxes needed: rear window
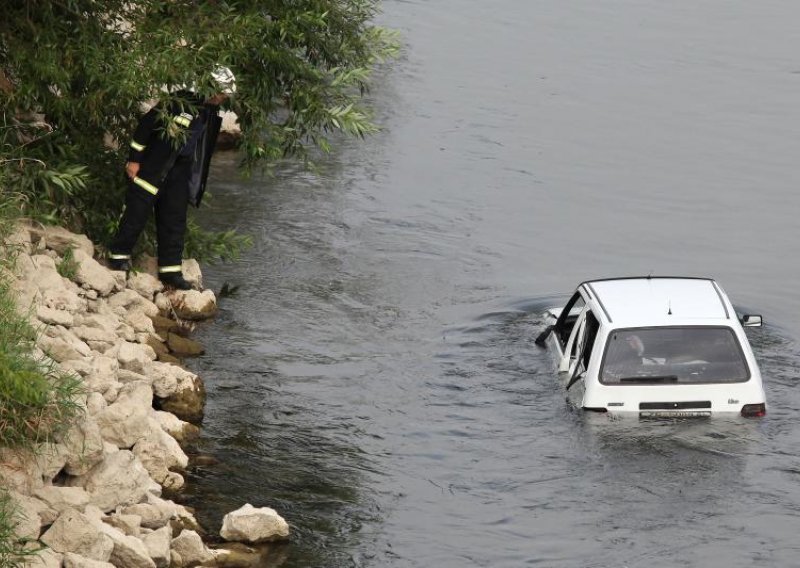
[600,326,750,385]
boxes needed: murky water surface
[184,2,800,566]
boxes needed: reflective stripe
[173,112,193,127]
[109,254,131,260]
[158,265,182,273]
[132,176,158,195]
[130,141,145,152]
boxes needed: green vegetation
[0,490,34,567]
[0,200,83,450]
[56,247,78,280]
[1,0,398,262]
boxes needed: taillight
[741,403,766,417]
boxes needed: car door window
[555,292,586,349]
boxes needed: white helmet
[211,66,236,95]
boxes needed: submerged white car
[538,277,767,417]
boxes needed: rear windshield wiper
[619,375,679,383]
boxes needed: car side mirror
[741,314,763,327]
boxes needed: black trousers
[110,158,192,271]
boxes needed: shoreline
[0,222,289,567]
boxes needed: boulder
[24,547,63,568]
[4,222,33,255]
[89,516,156,568]
[81,355,120,397]
[219,504,290,544]
[117,368,152,385]
[61,415,105,476]
[168,289,217,321]
[142,525,172,568]
[36,305,75,327]
[104,513,142,538]
[0,448,45,494]
[109,289,159,318]
[120,497,176,531]
[166,332,204,357]
[181,260,203,290]
[40,509,114,562]
[29,225,94,257]
[126,309,156,334]
[34,442,69,482]
[132,421,188,484]
[72,249,116,296]
[33,486,92,517]
[170,530,213,568]
[95,382,153,448]
[116,341,157,374]
[6,490,48,540]
[38,331,91,363]
[62,553,115,568]
[153,411,200,444]
[68,450,153,512]
[155,372,206,424]
[128,272,164,301]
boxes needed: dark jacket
[127,91,222,207]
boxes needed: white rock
[120,501,174,531]
[61,416,105,476]
[34,486,92,516]
[5,222,32,254]
[72,249,117,296]
[41,509,114,562]
[128,272,163,301]
[41,285,87,314]
[26,254,68,292]
[89,516,156,568]
[30,225,94,257]
[152,410,197,442]
[37,305,75,327]
[132,421,188,484]
[147,361,196,399]
[86,392,107,416]
[153,293,172,315]
[24,547,63,568]
[170,530,212,567]
[181,260,203,289]
[126,309,156,334]
[68,450,153,512]
[0,448,45,494]
[96,382,154,448]
[34,442,69,482]
[60,358,93,377]
[63,552,116,568]
[117,341,157,373]
[168,289,217,321]
[38,331,91,363]
[78,313,120,334]
[6,490,48,540]
[220,503,290,543]
[118,368,152,385]
[82,355,120,397]
[104,513,142,537]
[109,289,159,318]
[142,525,172,568]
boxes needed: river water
[184,1,800,566]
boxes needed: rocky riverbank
[0,224,289,567]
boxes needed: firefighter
[108,67,235,290]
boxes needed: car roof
[580,277,731,327]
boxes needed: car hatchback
[539,277,767,417]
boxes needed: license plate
[639,410,712,418]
